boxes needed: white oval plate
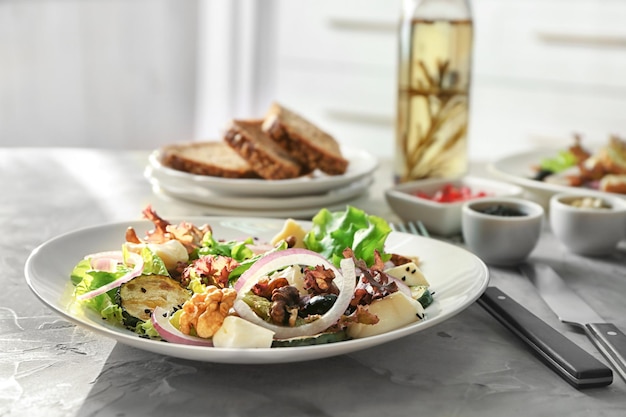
[148,186,360,219]
[488,148,626,206]
[149,146,379,197]
[146,166,373,210]
[25,217,489,364]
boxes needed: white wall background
[194,0,278,142]
[3,0,626,161]
[0,0,198,149]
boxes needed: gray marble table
[2,148,626,417]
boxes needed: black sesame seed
[144,309,151,314]
[405,266,410,272]
[411,269,417,274]
[479,205,525,217]
[141,287,147,293]
[402,276,407,281]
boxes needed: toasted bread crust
[160,141,259,178]
[262,103,349,175]
[223,119,304,180]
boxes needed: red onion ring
[387,275,412,298]
[87,251,124,269]
[233,254,356,339]
[77,251,144,301]
[151,306,214,346]
[234,248,342,293]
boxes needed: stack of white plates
[144,146,379,218]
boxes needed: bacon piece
[180,255,239,288]
[303,265,338,296]
[125,205,212,254]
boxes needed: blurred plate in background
[147,146,378,197]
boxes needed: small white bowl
[385,176,523,236]
[549,192,626,256]
[462,197,544,266]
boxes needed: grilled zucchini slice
[117,274,191,327]
[411,285,434,309]
[271,331,349,348]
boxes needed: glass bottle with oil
[395,0,473,183]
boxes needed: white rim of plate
[146,165,373,210]
[148,145,379,197]
[488,147,626,199]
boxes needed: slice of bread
[160,141,259,178]
[223,119,305,180]
[262,103,349,175]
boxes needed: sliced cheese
[212,316,275,348]
[384,262,429,287]
[270,218,307,248]
[272,265,307,295]
[124,239,189,271]
[347,292,424,339]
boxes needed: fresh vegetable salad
[531,134,626,194]
[69,205,434,348]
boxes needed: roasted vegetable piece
[412,286,434,309]
[117,274,191,327]
[271,330,350,348]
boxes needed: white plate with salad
[488,135,626,206]
[25,207,489,364]
[148,146,378,197]
[489,147,626,207]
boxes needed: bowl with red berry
[385,176,524,236]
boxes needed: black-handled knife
[477,286,613,389]
[520,263,626,383]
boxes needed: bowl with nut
[549,192,626,256]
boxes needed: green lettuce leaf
[540,150,577,173]
[227,240,288,285]
[71,266,128,325]
[199,231,255,261]
[134,320,161,339]
[70,258,92,286]
[134,246,169,276]
[304,206,392,267]
[70,247,169,331]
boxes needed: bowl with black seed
[461,197,545,266]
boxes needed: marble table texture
[2,148,626,417]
